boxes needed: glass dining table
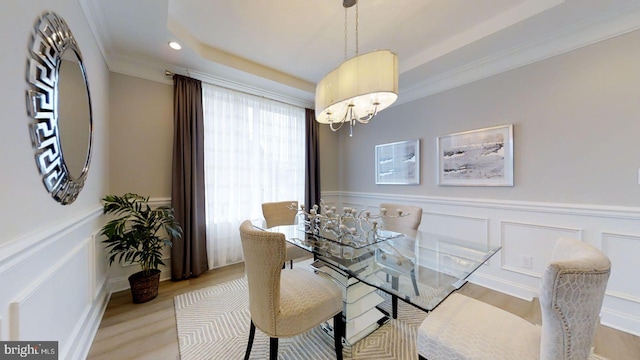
[251,219,501,345]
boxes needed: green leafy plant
[100,193,182,276]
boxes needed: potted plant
[100,193,183,303]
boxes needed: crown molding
[396,2,640,106]
[108,54,315,108]
[400,0,564,73]
[79,0,112,66]
[82,1,640,108]
[187,70,314,109]
[108,54,175,85]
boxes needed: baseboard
[468,272,538,301]
[108,266,172,293]
[66,279,111,360]
[601,307,640,338]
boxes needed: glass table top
[251,219,501,312]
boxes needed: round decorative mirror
[26,12,93,205]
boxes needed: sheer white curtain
[202,83,306,269]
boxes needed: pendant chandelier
[315,0,398,137]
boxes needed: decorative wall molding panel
[0,206,107,360]
[337,192,640,220]
[500,221,582,277]
[423,212,489,245]
[333,191,640,337]
[0,205,102,272]
[602,232,640,304]
[67,281,109,360]
[9,233,95,354]
[89,232,98,302]
[397,2,640,105]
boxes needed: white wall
[0,1,110,359]
[329,29,640,335]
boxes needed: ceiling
[81,0,640,108]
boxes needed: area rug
[174,277,609,360]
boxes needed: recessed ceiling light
[168,41,182,50]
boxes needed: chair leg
[391,275,399,319]
[290,260,293,268]
[244,320,256,360]
[392,295,398,319]
[411,269,420,295]
[269,337,278,360]
[333,312,344,360]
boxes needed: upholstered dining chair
[239,220,345,360]
[261,200,310,268]
[379,203,423,318]
[379,203,423,233]
[416,237,611,360]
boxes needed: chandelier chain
[316,1,398,136]
[355,1,359,55]
[344,7,348,60]
[343,1,359,58]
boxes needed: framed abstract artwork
[437,124,513,186]
[375,139,420,185]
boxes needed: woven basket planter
[128,269,161,303]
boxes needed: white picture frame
[437,124,514,186]
[375,139,420,185]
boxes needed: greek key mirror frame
[26,12,93,205]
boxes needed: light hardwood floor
[87,263,246,360]
[88,260,640,359]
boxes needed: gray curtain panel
[171,75,208,279]
[305,108,321,209]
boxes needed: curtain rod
[163,69,313,109]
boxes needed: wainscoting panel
[341,200,368,214]
[319,193,340,210]
[331,191,640,336]
[9,239,89,348]
[501,221,582,277]
[91,231,106,302]
[602,232,640,304]
[0,206,108,359]
[422,211,489,244]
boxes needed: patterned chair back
[239,220,285,334]
[539,237,611,359]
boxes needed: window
[202,83,305,268]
